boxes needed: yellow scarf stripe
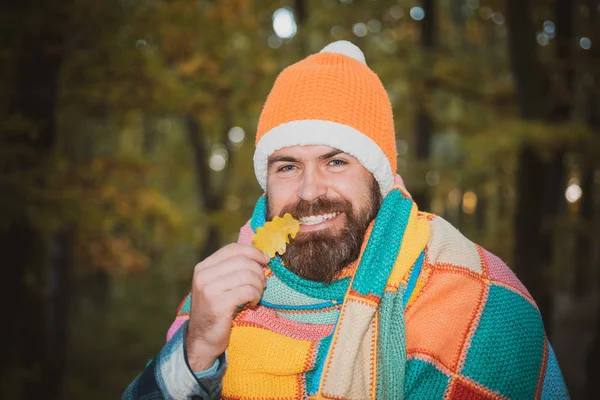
[385,199,430,292]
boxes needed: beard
[266,177,382,283]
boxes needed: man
[124,41,568,399]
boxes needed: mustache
[277,197,353,220]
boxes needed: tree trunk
[583,4,600,390]
[507,0,572,330]
[185,113,238,260]
[506,0,547,119]
[587,328,600,399]
[44,228,74,400]
[574,168,593,295]
[513,147,553,320]
[294,0,307,54]
[449,0,466,46]
[0,220,46,396]
[412,0,436,212]
[574,0,599,298]
[186,115,220,259]
[201,225,222,262]
[0,0,66,396]
[537,0,572,321]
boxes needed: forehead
[269,145,346,161]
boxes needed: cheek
[330,178,363,200]
[267,180,296,215]
[329,176,374,212]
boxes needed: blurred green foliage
[1,0,599,398]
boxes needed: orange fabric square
[405,270,486,372]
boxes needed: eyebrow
[268,155,297,168]
[318,149,345,160]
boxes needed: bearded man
[123,41,568,399]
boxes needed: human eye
[278,164,296,172]
[328,159,347,167]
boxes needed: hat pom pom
[319,40,367,65]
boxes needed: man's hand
[185,244,269,372]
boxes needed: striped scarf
[219,186,429,399]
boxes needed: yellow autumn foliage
[251,213,300,259]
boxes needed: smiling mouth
[297,212,341,226]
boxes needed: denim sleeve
[122,320,227,400]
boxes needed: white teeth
[298,212,340,225]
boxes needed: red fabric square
[449,379,497,399]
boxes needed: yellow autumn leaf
[252,213,300,259]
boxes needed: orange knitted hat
[254,40,397,195]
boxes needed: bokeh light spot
[426,171,440,186]
[273,8,297,39]
[209,145,228,172]
[389,5,404,20]
[331,25,345,39]
[228,127,245,144]
[479,6,493,20]
[492,12,505,25]
[580,37,592,50]
[410,7,425,21]
[537,32,550,46]
[543,21,555,37]
[268,35,282,49]
[396,139,408,156]
[353,22,368,37]
[461,5,474,17]
[225,195,242,211]
[467,0,479,10]
[462,191,478,214]
[448,189,462,208]
[367,19,382,33]
[565,183,582,203]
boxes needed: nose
[297,168,326,202]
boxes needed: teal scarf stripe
[268,257,350,300]
[377,290,407,399]
[273,309,341,325]
[352,189,413,296]
[402,250,425,305]
[262,275,332,305]
[307,334,333,395]
[250,195,267,232]
[260,299,337,311]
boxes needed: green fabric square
[461,284,545,399]
[404,358,451,399]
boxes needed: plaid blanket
[124,187,568,399]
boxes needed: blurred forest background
[1,0,599,398]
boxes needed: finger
[196,243,270,271]
[207,243,270,266]
[198,267,265,300]
[197,256,266,288]
[217,285,263,313]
